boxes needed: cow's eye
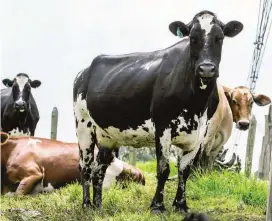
[215,36,224,44]
[232,99,237,104]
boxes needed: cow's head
[169,10,243,81]
[224,86,271,130]
[2,73,41,113]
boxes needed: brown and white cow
[1,132,145,195]
[223,85,271,130]
[201,83,271,168]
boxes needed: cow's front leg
[173,146,203,213]
[150,129,171,213]
[92,147,114,209]
[16,174,43,195]
[173,153,191,213]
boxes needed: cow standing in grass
[73,10,243,213]
[1,73,41,136]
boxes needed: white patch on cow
[31,182,55,194]
[8,128,30,136]
[16,75,29,92]
[159,128,171,171]
[172,108,209,152]
[96,118,155,149]
[27,138,42,147]
[197,13,214,36]
[74,94,95,169]
[5,192,15,197]
[200,78,207,90]
[102,158,124,188]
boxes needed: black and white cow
[1,73,41,136]
[73,10,243,213]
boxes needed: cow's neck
[1,141,17,165]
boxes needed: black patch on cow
[75,119,78,128]
[81,119,85,123]
[87,121,92,127]
[142,126,149,132]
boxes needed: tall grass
[1,160,268,221]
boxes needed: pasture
[1,161,268,221]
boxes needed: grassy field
[0,161,269,221]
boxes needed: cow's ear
[169,21,190,37]
[30,80,41,88]
[223,21,243,37]
[253,94,271,106]
[2,79,13,87]
[1,132,9,145]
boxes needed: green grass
[0,160,268,221]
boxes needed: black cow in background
[73,10,243,213]
[1,73,41,136]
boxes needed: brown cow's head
[1,132,9,145]
[224,86,271,130]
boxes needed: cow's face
[224,86,271,130]
[169,10,243,80]
[2,73,41,113]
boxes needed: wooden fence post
[129,147,136,166]
[258,115,269,179]
[50,107,58,140]
[266,157,272,221]
[265,105,272,221]
[245,115,257,177]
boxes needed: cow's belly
[74,94,155,149]
[96,120,155,148]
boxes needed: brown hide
[1,132,145,195]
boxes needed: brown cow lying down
[1,132,145,195]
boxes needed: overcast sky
[1,0,272,173]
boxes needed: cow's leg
[76,119,96,208]
[173,147,203,213]
[172,155,191,213]
[92,147,114,208]
[150,129,171,213]
[15,174,43,195]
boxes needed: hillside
[0,161,268,221]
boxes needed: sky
[1,0,272,173]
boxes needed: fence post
[245,115,257,177]
[258,115,269,179]
[50,107,58,140]
[129,147,136,166]
[265,105,272,221]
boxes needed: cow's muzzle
[197,63,217,79]
[14,100,27,112]
[236,120,250,131]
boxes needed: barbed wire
[232,0,272,152]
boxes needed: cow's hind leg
[76,121,96,208]
[92,146,114,208]
[150,129,171,213]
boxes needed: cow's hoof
[82,200,92,209]
[173,202,190,213]
[150,204,165,214]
